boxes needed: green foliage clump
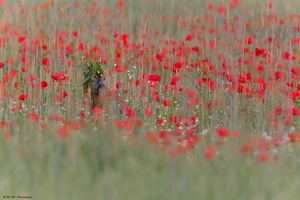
[81,57,105,91]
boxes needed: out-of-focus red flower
[6,58,14,64]
[207,103,212,109]
[26,112,39,123]
[57,127,70,138]
[113,119,122,129]
[205,150,215,159]
[158,130,167,139]
[292,107,299,116]
[258,153,269,162]
[247,36,254,44]
[191,46,200,52]
[42,57,50,65]
[231,130,241,138]
[186,34,194,41]
[92,108,103,116]
[187,90,196,99]
[148,74,161,82]
[208,3,214,10]
[67,60,74,67]
[135,118,143,127]
[174,61,183,68]
[156,119,163,125]
[171,76,180,85]
[21,67,29,72]
[145,109,153,116]
[169,115,177,123]
[257,141,269,152]
[283,117,292,126]
[63,91,68,98]
[71,31,78,38]
[19,94,27,101]
[216,128,230,137]
[41,81,48,89]
[51,71,67,82]
[125,107,136,118]
[208,80,216,90]
[163,99,170,106]
[288,133,299,142]
[286,81,293,87]
[282,51,295,60]
[18,36,26,43]
[146,131,158,144]
[118,0,125,9]
[72,122,79,130]
[274,71,285,81]
[50,113,63,121]
[5,131,11,141]
[114,30,119,38]
[115,65,127,73]
[123,88,130,93]
[116,81,122,88]
[240,142,254,153]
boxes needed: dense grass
[1,0,300,199]
[1,125,300,200]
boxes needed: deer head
[90,71,106,93]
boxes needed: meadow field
[1,0,300,199]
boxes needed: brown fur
[90,76,106,110]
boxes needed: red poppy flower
[92,108,103,116]
[163,99,170,106]
[158,130,167,139]
[216,128,230,137]
[57,127,70,138]
[148,74,161,82]
[6,58,14,64]
[187,90,196,99]
[50,113,63,121]
[282,51,295,60]
[41,81,48,89]
[171,76,180,85]
[292,107,299,116]
[186,34,194,41]
[42,57,50,65]
[26,112,39,123]
[63,91,68,98]
[145,109,153,116]
[288,133,299,142]
[208,3,214,9]
[156,119,163,125]
[115,65,127,73]
[247,36,254,44]
[125,107,136,118]
[207,103,212,109]
[72,122,79,130]
[19,94,27,101]
[274,71,285,81]
[258,153,269,162]
[21,67,29,72]
[67,60,74,67]
[146,131,158,144]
